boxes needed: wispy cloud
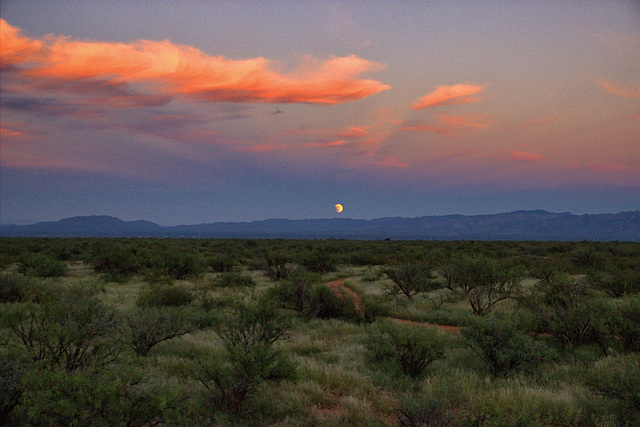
[599,81,640,98]
[568,160,629,172]
[0,19,389,105]
[399,114,488,135]
[411,83,487,110]
[509,150,545,162]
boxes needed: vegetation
[1,237,639,425]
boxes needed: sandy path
[323,277,461,333]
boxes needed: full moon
[335,203,343,213]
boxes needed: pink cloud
[509,150,545,162]
[411,83,487,110]
[337,127,368,138]
[568,161,629,172]
[599,81,640,98]
[0,19,389,105]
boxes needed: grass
[3,243,638,426]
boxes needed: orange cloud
[568,160,629,172]
[509,150,545,162]
[599,81,640,98]
[411,83,487,110]
[0,19,389,105]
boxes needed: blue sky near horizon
[1,1,639,225]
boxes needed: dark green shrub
[586,353,640,423]
[606,295,640,353]
[587,268,640,297]
[520,275,608,352]
[262,252,292,281]
[92,245,143,282]
[440,255,523,316]
[0,354,24,425]
[300,248,337,273]
[1,287,120,371]
[152,251,204,280]
[15,367,174,426]
[214,271,257,288]
[462,314,554,377]
[267,270,319,315]
[308,283,360,320]
[208,254,237,273]
[365,320,450,378]
[0,274,27,303]
[136,283,194,307]
[124,306,202,356]
[197,298,295,413]
[383,263,443,301]
[18,253,67,278]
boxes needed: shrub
[383,263,443,301]
[365,320,450,378]
[606,295,640,353]
[262,252,292,281]
[136,283,194,307]
[14,367,174,426]
[441,255,523,316]
[520,275,608,352]
[214,271,257,288]
[0,274,27,303]
[462,314,554,377]
[586,353,640,423]
[197,297,295,413]
[0,354,24,424]
[124,306,202,356]
[18,253,67,278]
[1,287,120,371]
[267,270,319,315]
[91,245,143,282]
[150,251,204,280]
[300,248,337,273]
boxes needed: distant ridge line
[1,210,639,241]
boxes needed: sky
[1,1,639,225]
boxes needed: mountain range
[1,210,639,241]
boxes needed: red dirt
[324,278,364,316]
[323,277,461,333]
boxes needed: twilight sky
[1,1,639,225]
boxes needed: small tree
[124,307,201,356]
[365,320,450,378]
[441,255,523,315]
[197,297,294,412]
[383,263,442,301]
[462,314,553,377]
[2,287,120,371]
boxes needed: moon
[335,203,343,213]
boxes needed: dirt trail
[324,278,364,316]
[323,277,461,333]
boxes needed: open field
[1,238,639,426]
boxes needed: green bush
[18,253,67,278]
[606,295,640,353]
[299,248,337,273]
[586,353,640,424]
[440,255,523,316]
[14,367,174,426]
[462,314,554,377]
[214,271,257,288]
[1,287,120,371]
[91,245,143,282]
[365,320,450,378]
[383,263,443,301]
[197,297,295,413]
[0,354,24,424]
[124,306,203,356]
[136,283,194,307]
[0,274,27,303]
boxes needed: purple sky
[1,1,639,225]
